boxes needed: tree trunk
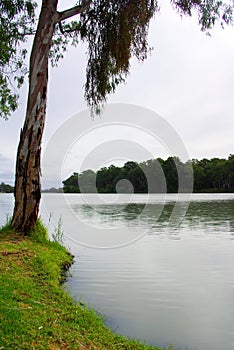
[11,0,58,232]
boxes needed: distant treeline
[42,187,63,193]
[63,155,234,193]
[0,182,14,193]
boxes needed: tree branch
[58,17,89,35]
[56,0,92,23]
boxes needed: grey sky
[0,0,234,187]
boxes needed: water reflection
[184,200,234,235]
[73,199,234,238]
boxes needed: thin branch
[58,22,78,34]
[58,22,65,34]
[56,0,92,23]
[20,31,36,36]
[58,17,89,35]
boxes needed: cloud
[0,154,15,185]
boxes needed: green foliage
[62,172,79,193]
[192,154,234,192]
[0,75,18,119]
[29,218,49,243]
[172,0,233,31]
[0,215,13,237]
[0,0,37,119]
[79,0,158,113]
[63,154,234,193]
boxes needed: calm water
[1,193,234,350]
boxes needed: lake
[1,193,234,350]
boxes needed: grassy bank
[0,221,169,350]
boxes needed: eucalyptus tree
[0,0,233,232]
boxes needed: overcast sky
[1,0,234,187]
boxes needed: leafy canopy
[0,0,233,119]
[0,0,37,119]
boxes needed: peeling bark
[11,0,59,232]
[11,0,92,232]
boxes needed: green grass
[0,221,172,350]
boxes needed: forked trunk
[11,0,58,232]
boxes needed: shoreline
[0,222,167,350]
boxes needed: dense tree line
[63,155,234,193]
[192,155,234,192]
